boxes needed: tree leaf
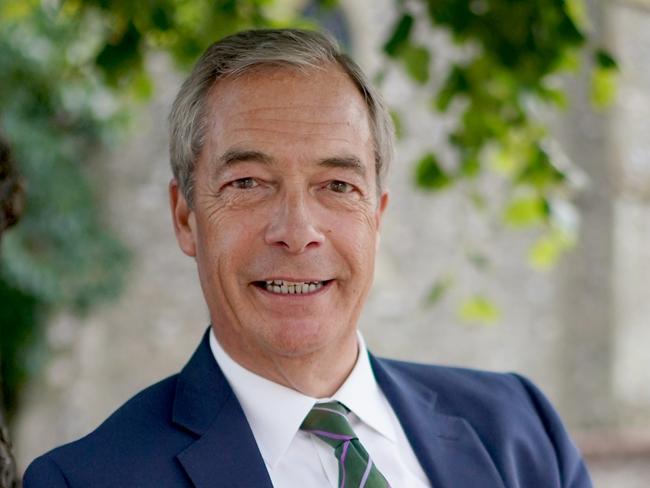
[436,65,468,111]
[528,230,575,270]
[595,49,618,70]
[390,110,405,140]
[503,195,546,228]
[95,21,143,86]
[383,13,414,57]
[400,43,430,84]
[591,64,618,108]
[459,154,480,178]
[426,277,453,306]
[458,295,501,325]
[415,153,451,190]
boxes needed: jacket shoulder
[23,374,194,487]
[375,357,592,487]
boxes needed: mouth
[253,279,333,295]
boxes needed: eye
[327,180,353,193]
[230,177,258,190]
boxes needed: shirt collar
[209,330,396,468]
[331,334,396,444]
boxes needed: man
[24,29,592,487]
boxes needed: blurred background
[1,0,649,486]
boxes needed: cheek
[195,211,254,271]
[332,210,380,272]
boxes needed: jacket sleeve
[512,373,593,488]
[23,455,70,487]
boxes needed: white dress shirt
[209,330,430,487]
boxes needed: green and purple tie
[300,401,390,488]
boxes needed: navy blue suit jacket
[24,330,592,487]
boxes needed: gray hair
[168,28,394,207]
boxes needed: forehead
[203,65,374,159]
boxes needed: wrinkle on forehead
[205,65,373,144]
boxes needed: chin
[261,320,347,358]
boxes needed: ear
[169,179,197,257]
[375,190,389,231]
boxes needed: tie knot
[300,401,357,448]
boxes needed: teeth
[263,280,325,295]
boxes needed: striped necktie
[300,401,390,488]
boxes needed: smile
[254,279,331,295]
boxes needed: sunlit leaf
[528,230,575,270]
[566,0,589,30]
[488,146,518,175]
[458,296,501,325]
[0,0,39,20]
[591,64,618,108]
[131,70,153,100]
[503,194,546,228]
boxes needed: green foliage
[380,0,617,322]
[383,13,430,84]
[0,3,133,414]
[0,279,42,415]
[415,153,451,190]
[591,49,618,108]
[0,0,312,415]
[528,228,575,270]
[458,295,501,325]
[70,0,284,83]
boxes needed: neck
[214,327,359,398]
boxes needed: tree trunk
[1,133,22,487]
[0,403,16,488]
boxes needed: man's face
[170,65,388,371]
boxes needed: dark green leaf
[415,153,452,190]
[516,147,567,189]
[595,49,618,70]
[383,13,414,57]
[316,0,339,9]
[400,43,430,84]
[436,66,468,111]
[151,6,173,31]
[95,21,143,85]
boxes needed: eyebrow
[212,149,366,178]
[217,149,275,167]
[316,156,365,177]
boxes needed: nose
[264,189,325,253]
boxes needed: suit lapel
[370,355,506,488]
[172,330,273,488]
